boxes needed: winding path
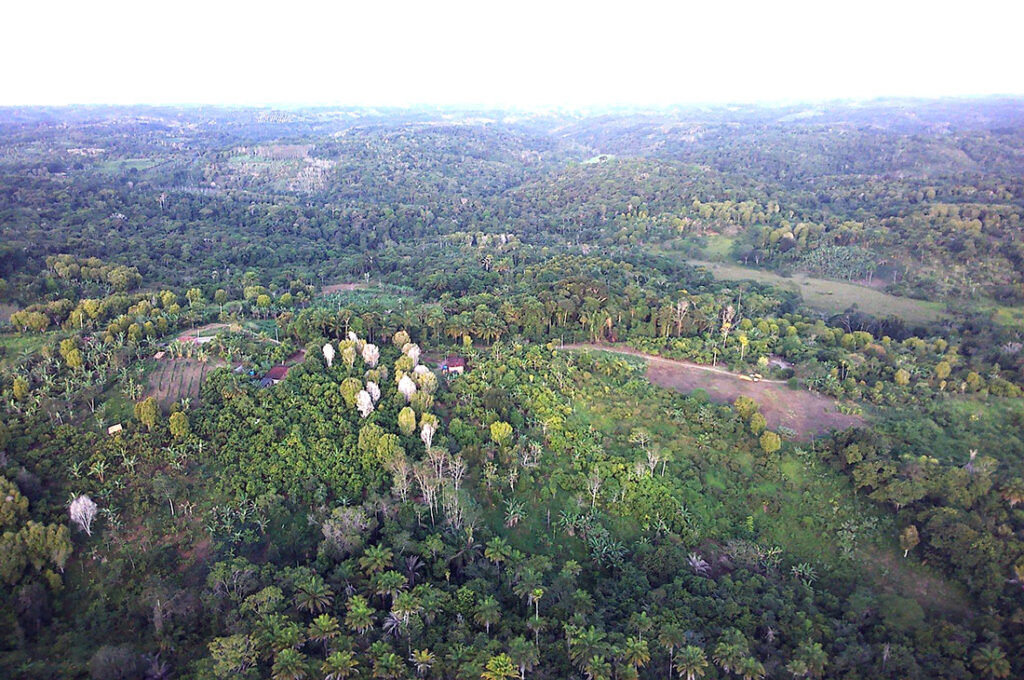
[560,343,788,384]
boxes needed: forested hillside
[1,100,1023,679]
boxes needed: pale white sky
[2,0,1021,108]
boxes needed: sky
[2,0,1022,108]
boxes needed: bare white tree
[420,421,436,450]
[586,471,603,509]
[398,374,418,401]
[322,343,336,368]
[362,343,380,368]
[69,494,98,536]
[366,381,381,403]
[356,390,374,418]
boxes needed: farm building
[441,356,466,375]
[260,365,289,387]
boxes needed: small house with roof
[441,356,466,375]
[260,365,289,387]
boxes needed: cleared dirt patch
[565,343,863,439]
[146,358,223,409]
[319,282,367,295]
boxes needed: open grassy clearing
[877,396,1024,465]
[558,356,967,613]
[314,283,417,309]
[993,304,1024,328]
[565,344,864,439]
[564,362,876,564]
[689,259,949,323]
[702,234,736,259]
[0,332,56,370]
[319,281,369,295]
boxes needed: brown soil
[146,357,224,409]
[565,343,863,440]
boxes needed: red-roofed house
[260,365,290,387]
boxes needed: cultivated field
[145,357,223,409]
[566,344,864,439]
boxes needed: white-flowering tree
[398,374,418,402]
[347,331,359,344]
[413,365,430,377]
[69,495,98,536]
[356,390,374,418]
[322,342,336,368]
[420,421,436,450]
[366,381,381,403]
[362,343,380,368]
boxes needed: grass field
[0,332,56,369]
[702,235,736,259]
[993,304,1024,328]
[689,260,948,323]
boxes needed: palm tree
[569,626,607,667]
[972,645,1011,679]
[508,636,538,680]
[712,630,748,675]
[527,615,545,645]
[373,570,408,604]
[271,649,309,680]
[409,648,435,677]
[787,641,828,679]
[481,653,518,680]
[526,587,544,619]
[392,590,421,624]
[306,614,340,650]
[582,655,611,680]
[674,646,708,680]
[360,545,394,577]
[345,595,375,635]
[658,624,686,676]
[1001,478,1024,507]
[295,577,334,614]
[322,651,358,680]
[623,637,650,670]
[484,537,512,571]
[474,595,501,635]
[371,651,404,679]
[737,657,765,680]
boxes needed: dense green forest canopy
[1,99,1024,679]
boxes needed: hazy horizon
[4,1,1023,108]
